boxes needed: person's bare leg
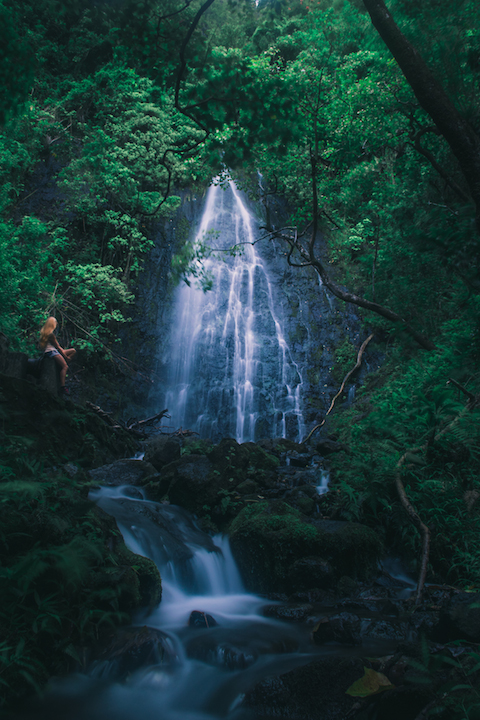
[54,355,68,387]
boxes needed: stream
[22,483,412,720]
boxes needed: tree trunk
[362,0,480,233]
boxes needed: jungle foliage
[1,0,480,714]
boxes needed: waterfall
[162,181,305,442]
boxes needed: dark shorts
[44,350,60,358]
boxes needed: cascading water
[30,485,319,720]
[24,486,412,720]
[162,181,305,443]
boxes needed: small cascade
[347,384,356,405]
[316,469,330,496]
[161,180,305,443]
[68,485,315,720]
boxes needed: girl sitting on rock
[39,316,76,395]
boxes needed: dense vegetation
[1,0,480,713]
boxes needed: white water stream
[162,181,305,443]
[38,485,314,720]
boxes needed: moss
[332,338,357,382]
[229,501,382,593]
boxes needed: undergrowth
[328,295,480,587]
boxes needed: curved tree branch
[302,333,374,444]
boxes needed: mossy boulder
[229,501,382,593]
[143,435,182,471]
[144,438,281,522]
[145,455,216,512]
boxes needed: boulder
[40,355,61,396]
[143,435,182,471]
[146,455,215,512]
[188,610,218,629]
[315,438,348,455]
[97,626,173,680]
[263,603,314,623]
[312,613,361,645]
[433,592,480,642]
[229,501,382,594]
[4,351,28,380]
[207,437,250,478]
[89,459,158,487]
[186,637,257,670]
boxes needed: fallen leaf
[346,667,395,697]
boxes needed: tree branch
[302,333,374,444]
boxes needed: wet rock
[89,459,158,486]
[312,612,362,645]
[361,618,410,641]
[242,657,364,720]
[148,455,214,512]
[188,610,218,628]
[4,351,29,379]
[97,626,174,680]
[243,442,281,472]
[263,603,314,622]
[288,556,334,590]
[336,576,360,597]
[311,519,382,580]
[286,451,311,468]
[409,610,440,638]
[434,592,480,642]
[294,495,315,514]
[143,435,182,471]
[94,496,210,567]
[187,636,257,670]
[289,589,335,604]
[315,438,347,455]
[336,597,401,616]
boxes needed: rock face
[229,501,382,594]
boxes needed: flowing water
[29,486,324,720]
[22,486,412,720]
[161,181,305,443]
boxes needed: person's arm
[51,335,69,362]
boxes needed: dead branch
[395,387,480,604]
[395,446,430,605]
[170,427,199,438]
[447,377,476,401]
[86,402,122,429]
[126,409,170,431]
[302,333,374,444]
